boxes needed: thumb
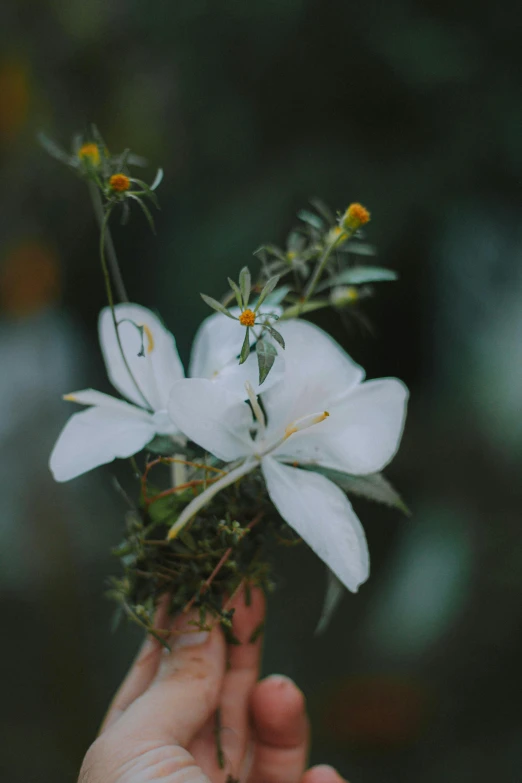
[123,610,227,747]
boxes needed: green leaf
[239,327,251,364]
[315,569,345,635]
[255,275,280,310]
[339,242,376,256]
[254,244,286,261]
[239,266,251,307]
[317,266,398,291]
[302,466,409,514]
[256,284,291,308]
[309,198,335,225]
[297,209,324,231]
[227,277,243,308]
[127,194,156,234]
[281,299,330,318]
[256,339,277,384]
[264,324,285,349]
[200,293,235,318]
[150,168,164,190]
[37,132,72,165]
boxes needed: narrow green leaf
[281,299,330,318]
[265,325,285,349]
[302,466,410,514]
[239,266,251,307]
[200,294,235,318]
[254,244,286,261]
[37,132,72,165]
[258,284,291,308]
[127,194,156,234]
[315,569,345,635]
[309,198,335,225]
[338,242,376,256]
[297,209,324,230]
[228,277,243,308]
[239,328,251,364]
[150,168,164,190]
[256,339,277,384]
[317,266,397,291]
[255,275,280,310]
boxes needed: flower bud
[330,285,359,307]
[340,203,370,231]
[109,173,131,192]
[78,143,100,167]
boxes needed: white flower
[167,319,408,592]
[50,303,282,482]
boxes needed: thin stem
[88,182,129,303]
[302,238,338,305]
[99,208,153,410]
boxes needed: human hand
[78,589,346,783]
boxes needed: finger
[302,765,347,783]
[247,674,309,783]
[99,598,169,733]
[122,610,226,747]
[189,587,266,779]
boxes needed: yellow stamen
[63,393,76,401]
[239,308,256,327]
[140,323,154,353]
[284,411,330,439]
[78,143,100,166]
[109,173,131,192]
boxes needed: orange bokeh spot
[1,240,61,317]
[0,60,29,143]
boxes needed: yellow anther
[63,393,76,401]
[239,308,256,327]
[141,323,155,353]
[341,203,371,231]
[78,143,100,166]
[109,173,131,192]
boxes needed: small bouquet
[42,127,408,644]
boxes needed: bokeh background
[2,1,522,781]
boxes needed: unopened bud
[340,203,370,231]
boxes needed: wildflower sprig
[201,268,285,384]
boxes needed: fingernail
[170,612,210,650]
[265,674,298,687]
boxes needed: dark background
[1,1,522,781]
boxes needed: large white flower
[50,303,283,482]
[167,319,408,592]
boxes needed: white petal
[189,306,282,384]
[62,388,153,416]
[168,378,253,462]
[99,304,185,411]
[50,406,156,482]
[276,378,408,474]
[261,319,365,435]
[212,349,285,400]
[262,457,369,592]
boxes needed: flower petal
[49,405,156,482]
[262,457,369,592]
[276,378,408,474]
[168,378,253,461]
[212,349,285,399]
[99,304,185,411]
[62,388,152,415]
[261,319,365,435]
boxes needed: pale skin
[79,589,347,783]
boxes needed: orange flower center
[109,173,131,192]
[342,203,370,230]
[78,143,100,166]
[239,308,256,327]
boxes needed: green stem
[88,182,129,303]
[302,238,338,305]
[99,208,153,411]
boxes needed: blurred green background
[2,0,522,781]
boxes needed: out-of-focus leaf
[256,339,277,384]
[259,284,291,307]
[37,132,72,165]
[200,293,235,318]
[150,168,164,190]
[309,198,335,225]
[318,266,397,291]
[228,277,243,308]
[256,275,280,309]
[239,266,251,306]
[239,327,251,364]
[302,466,410,514]
[339,242,376,256]
[282,299,330,318]
[297,209,324,230]
[315,568,345,635]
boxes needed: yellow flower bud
[78,143,100,167]
[341,203,370,231]
[109,173,131,192]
